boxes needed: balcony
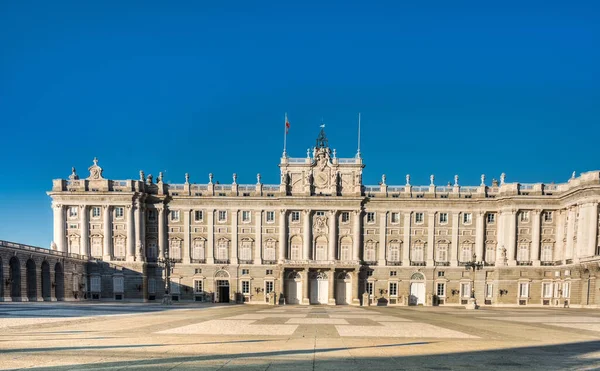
[238,260,253,265]
[410,261,426,266]
[387,261,402,266]
[362,261,378,266]
[540,261,555,266]
[214,259,230,265]
[263,260,277,265]
[516,261,533,266]
[190,259,206,264]
[435,261,450,266]
[483,261,495,266]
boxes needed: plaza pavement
[0,302,599,370]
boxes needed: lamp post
[158,247,176,305]
[464,253,484,310]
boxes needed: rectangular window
[148,278,156,294]
[265,281,274,294]
[390,271,397,277]
[487,213,495,223]
[113,276,124,293]
[171,278,180,295]
[436,283,445,297]
[486,283,493,298]
[194,268,202,274]
[519,283,529,298]
[391,212,400,224]
[194,210,203,222]
[520,211,530,222]
[115,207,124,219]
[170,210,179,222]
[148,209,157,222]
[194,280,203,293]
[341,212,350,223]
[366,212,375,223]
[439,213,448,224]
[543,211,553,222]
[389,282,398,296]
[366,281,374,296]
[266,211,275,223]
[266,269,273,275]
[242,269,249,275]
[291,211,300,223]
[437,271,445,277]
[90,276,101,292]
[463,213,472,224]
[242,281,250,294]
[415,212,424,224]
[461,282,471,298]
[69,207,78,218]
[242,211,251,223]
[542,282,553,298]
[316,211,325,217]
[563,282,570,298]
[92,207,101,218]
[218,210,227,222]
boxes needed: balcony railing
[263,260,277,265]
[263,185,279,192]
[288,157,307,163]
[461,186,479,193]
[435,261,450,266]
[364,186,381,193]
[410,261,426,266]
[338,158,358,164]
[412,186,429,193]
[540,261,555,266]
[214,259,230,265]
[387,186,405,192]
[363,261,378,266]
[238,260,253,264]
[387,261,402,266]
[436,186,453,193]
[516,261,533,266]
[190,259,206,264]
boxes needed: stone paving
[0,302,599,370]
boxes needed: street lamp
[464,253,484,309]
[158,248,176,305]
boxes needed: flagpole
[283,112,288,158]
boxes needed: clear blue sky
[1,1,598,248]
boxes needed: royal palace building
[41,128,600,307]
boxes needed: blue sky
[1,1,598,248]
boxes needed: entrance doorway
[286,271,302,304]
[409,272,426,305]
[336,272,351,305]
[216,280,230,303]
[310,272,328,304]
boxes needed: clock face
[315,171,329,187]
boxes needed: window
[391,212,400,224]
[517,241,530,262]
[487,213,495,223]
[463,213,472,225]
[543,211,553,222]
[242,281,250,294]
[485,243,496,264]
[69,207,78,218]
[364,240,377,261]
[389,282,398,297]
[171,278,180,295]
[563,282,570,298]
[520,211,530,222]
[147,209,156,222]
[194,210,203,222]
[438,271,445,277]
[366,281,374,296]
[411,240,425,262]
[519,282,529,298]
[170,210,179,222]
[367,270,374,277]
[194,268,202,274]
[265,281,274,294]
[366,212,375,224]
[242,269,249,275]
[242,210,251,223]
[439,213,448,224]
[240,239,253,261]
[388,240,401,262]
[460,242,473,263]
[390,271,397,277]
[341,212,350,223]
[436,242,448,263]
[218,210,227,222]
[114,236,126,258]
[113,276,124,293]
[291,211,300,223]
[415,212,424,224]
[192,239,205,261]
[194,280,203,293]
[541,244,553,262]
[148,278,156,294]
[169,239,182,260]
[316,211,325,217]
[290,236,302,260]
[115,207,124,219]
[542,282,553,298]
[266,211,275,223]
[217,238,229,260]
[461,282,471,298]
[340,237,352,261]
[92,207,101,219]
[266,269,273,275]
[90,276,101,292]
[264,239,277,261]
[437,283,446,297]
[486,283,493,298]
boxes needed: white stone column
[353,210,361,261]
[127,204,136,262]
[378,212,387,265]
[565,207,576,261]
[475,211,485,262]
[507,210,517,266]
[231,210,238,264]
[53,203,66,253]
[103,205,112,260]
[207,209,214,264]
[183,209,191,264]
[138,204,145,261]
[279,210,287,262]
[402,212,411,265]
[531,209,541,265]
[555,210,565,263]
[254,210,262,264]
[426,212,435,266]
[303,210,311,261]
[329,211,337,261]
[158,206,166,259]
[80,205,89,257]
[587,203,598,257]
[496,210,505,266]
[450,212,459,266]
[575,204,586,261]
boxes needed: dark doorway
[26,259,37,301]
[9,257,21,300]
[41,261,51,300]
[54,262,64,301]
[217,280,230,303]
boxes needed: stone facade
[44,128,600,307]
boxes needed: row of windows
[68,206,124,219]
[168,210,277,223]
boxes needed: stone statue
[69,167,79,181]
[572,171,576,179]
[481,174,486,186]
[406,174,411,186]
[256,173,262,185]
[500,173,506,185]
[381,174,386,185]
[501,246,507,264]
[333,149,337,158]
[185,173,190,184]
[454,175,459,186]
[147,174,153,184]
[208,173,213,184]
[306,148,311,158]
[139,171,145,182]
[232,173,237,184]
[430,174,435,186]
[305,172,312,185]
[492,178,499,187]
[50,241,57,251]
[158,172,163,183]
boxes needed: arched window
[436,240,449,263]
[541,240,554,262]
[315,236,327,261]
[263,239,277,261]
[517,239,530,262]
[169,238,182,260]
[411,240,425,262]
[240,238,253,261]
[339,236,352,261]
[192,238,205,261]
[216,238,229,261]
[364,240,377,262]
[388,240,402,262]
[485,241,496,264]
[460,241,474,263]
[290,236,302,260]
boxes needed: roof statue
[315,124,329,149]
[87,157,104,180]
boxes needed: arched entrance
[41,261,51,301]
[285,271,302,304]
[9,256,21,301]
[335,272,352,305]
[409,272,426,305]
[214,270,230,303]
[26,259,37,301]
[54,262,64,301]
[310,271,328,304]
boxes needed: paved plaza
[0,303,599,370]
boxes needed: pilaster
[402,212,411,266]
[158,206,166,259]
[329,211,337,262]
[231,210,238,264]
[303,210,311,261]
[507,209,517,266]
[53,203,66,253]
[352,210,361,261]
[531,209,541,266]
[102,205,112,260]
[254,210,262,264]
[378,212,387,266]
[80,205,89,257]
[302,268,310,305]
[127,204,135,262]
[207,208,215,264]
[279,210,287,262]
[183,209,191,264]
[426,212,435,266]
[450,212,459,267]
[475,211,485,261]
[328,269,336,305]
